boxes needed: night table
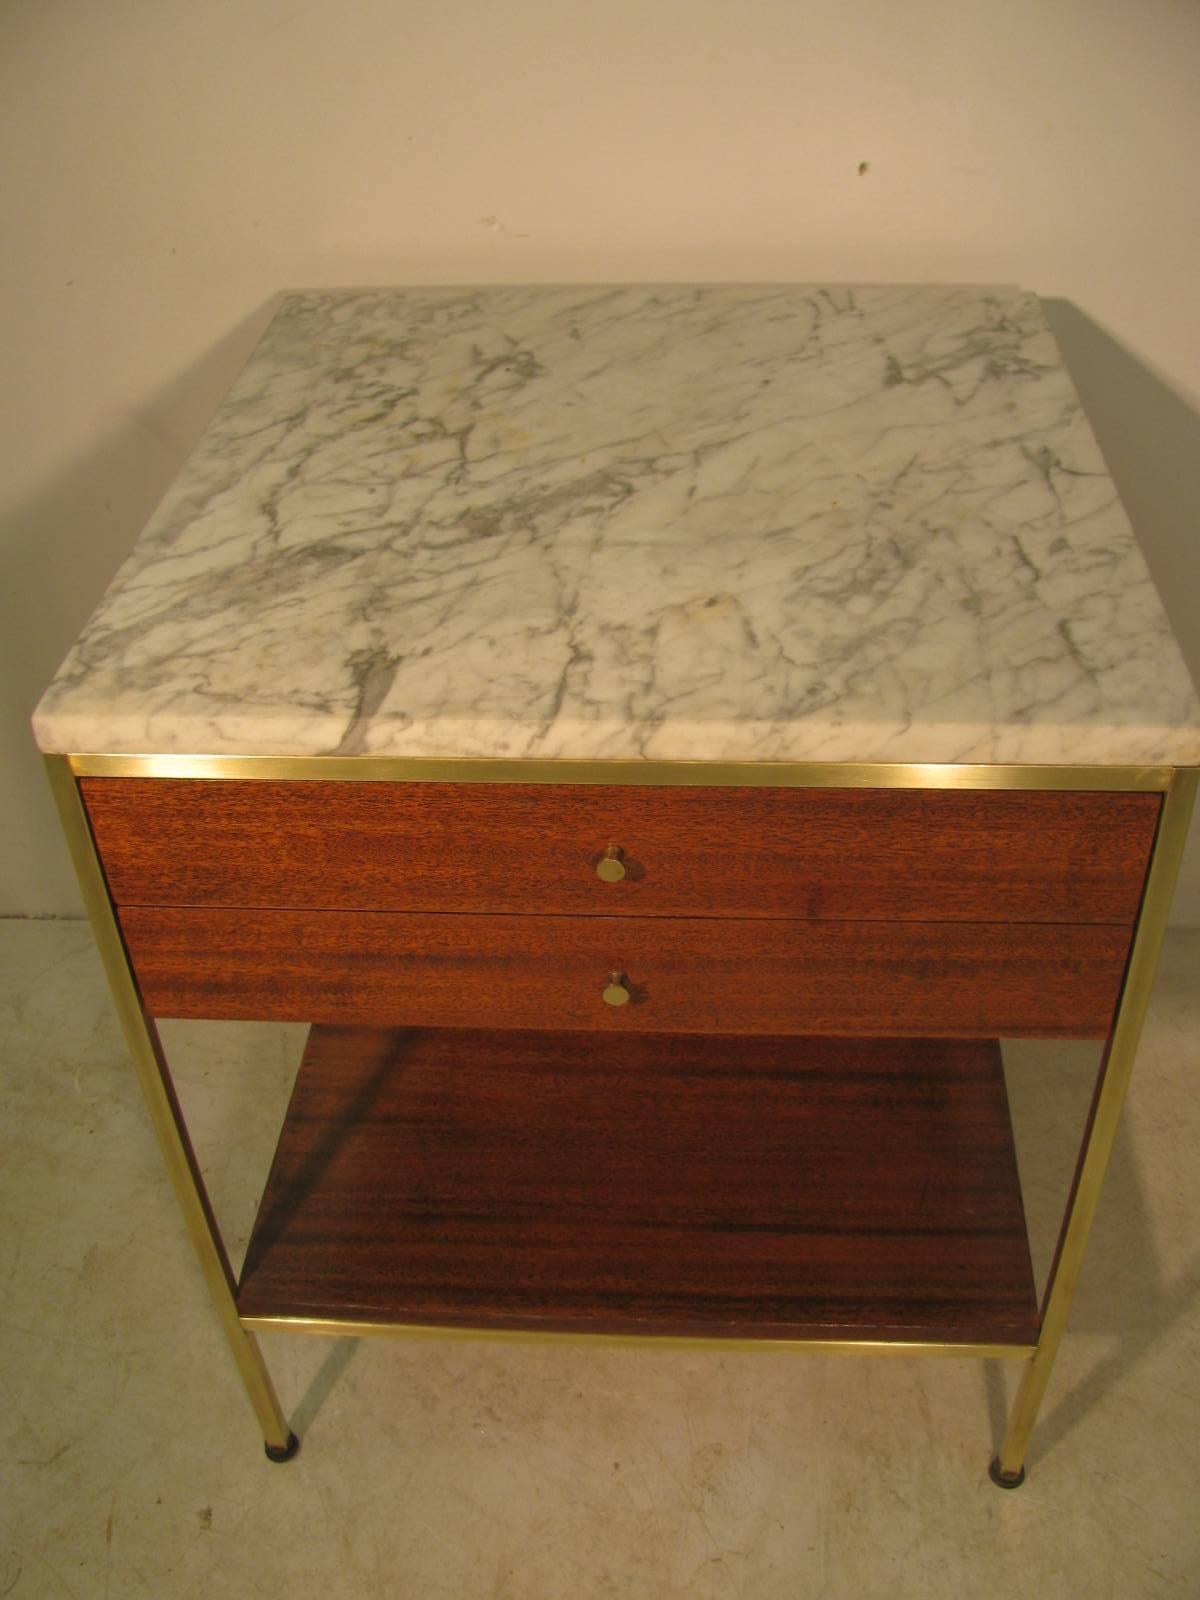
[34,284,1200,1486]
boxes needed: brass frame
[993,763,1198,1482]
[46,749,1198,1481]
[45,756,295,1456]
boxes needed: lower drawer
[120,908,1130,1038]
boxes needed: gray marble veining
[33,284,1200,763]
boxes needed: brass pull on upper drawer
[595,845,627,883]
[602,971,631,1007]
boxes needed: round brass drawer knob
[602,971,631,1007]
[595,845,627,883]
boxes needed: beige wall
[4,0,1199,918]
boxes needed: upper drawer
[80,778,1159,924]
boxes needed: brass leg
[993,767,1198,1486]
[45,756,297,1458]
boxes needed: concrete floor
[2,918,1198,1598]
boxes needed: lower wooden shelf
[236,1027,1039,1348]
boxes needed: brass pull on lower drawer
[602,970,631,1007]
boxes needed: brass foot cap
[988,1457,1025,1490]
[265,1431,301,1464]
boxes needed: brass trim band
[238,1313,1036,1361]
[65,751,1181,791]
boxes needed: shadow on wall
[0,299,281,915]
[1043,299,1200,927]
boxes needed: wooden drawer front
[83,779,1159,925]
[119,907,1130,1039]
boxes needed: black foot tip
[265,1431,300,1464]
[989,1457,1025,1490]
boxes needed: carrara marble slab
[33,284,1200,765]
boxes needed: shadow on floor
[289,1338,363,1439]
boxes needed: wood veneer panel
[120,907,1130,1038]
[83,779,1159,924]
[236,1027,1039,1344]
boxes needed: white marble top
[34,284,1200,765]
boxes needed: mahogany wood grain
[82,779,1159,924]
[119,906,1130,1038]
[236,1026,1039,1344]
